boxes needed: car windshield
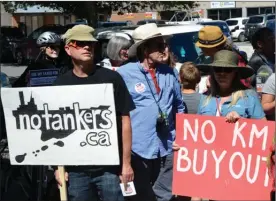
[226,20,238,26]
[248,16,264,23]
[168,31,202,64]
[1,27,24,38]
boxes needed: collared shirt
[197,90,265,119]
[117,62,185,159]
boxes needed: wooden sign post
[58,166,67,201]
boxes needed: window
[207,9,218,20]
[260,7,273,14]
[226,20,238,26]
[29,27,43,39]
[168,32,202,64]
[267,15,275,20]
[230,8,242,18]
[247,8,259,16]
[247,16,264,24]
[242,19,248,24]
[218,9,230,20]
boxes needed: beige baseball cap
[62,24,98,45]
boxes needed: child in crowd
[179,62,201,114]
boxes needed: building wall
[197,1,275,20]
[1,3,13,26]
[110,12,160,25]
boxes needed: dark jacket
[248,51,274,87]
[12,59,70,88]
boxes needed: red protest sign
[173,114,275,201]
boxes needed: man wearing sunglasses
[117,23,185,201]
[53,25,135,201]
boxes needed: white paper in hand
[120,181,136,196]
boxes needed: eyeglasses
[213,67,235,73]
[68,41,95,49]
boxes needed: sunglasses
[213,67,235,73]
[68,41,95,49]
[47,45,60,50]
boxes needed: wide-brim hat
[196,50,254,79]
[62,24,98,45]
[195,26,227,48]
[128,23,172,57]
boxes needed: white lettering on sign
[211,150,227,179]
[229,152,246,179]
[249,124,268,151]
[232,122,247,148]
[178,118,271,187]
[177,149,269,186]
[193,149,207,175]
[184,119,216,144]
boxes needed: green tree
[2,1,198,27]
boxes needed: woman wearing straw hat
[174,49,266,201]
[195,26,251,93]
[196,50,265,120]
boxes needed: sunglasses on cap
[212,67,235,73]
[68,41,95,49]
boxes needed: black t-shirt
[53,66,135,173]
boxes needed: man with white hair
[117,23,185,201]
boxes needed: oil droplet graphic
[15,153,27,163]
[54,141,64,147]
[41,145,48,151]
[80,142,87,147]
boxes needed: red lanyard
[216,98,222,116]
[147,69,160,94]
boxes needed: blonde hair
[203,71,247,106]
[179,62,201,89]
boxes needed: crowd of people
[0,22,275,201]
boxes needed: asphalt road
[1,41,254,83]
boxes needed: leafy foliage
[2,1,198,26]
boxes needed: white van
[226,17,249,42]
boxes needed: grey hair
[106,36,133,61]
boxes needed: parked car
[197,20,232,42]
[15,24,65,64]
[266,19,275,33]
[0,26,26,62]
[245,14,275,40]
[226,17,249,42]
[97,21,133,28]
[136,20,167,25]
[0,72,11,87]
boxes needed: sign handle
[58,166,68,201]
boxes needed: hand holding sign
[173,114,274,200]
